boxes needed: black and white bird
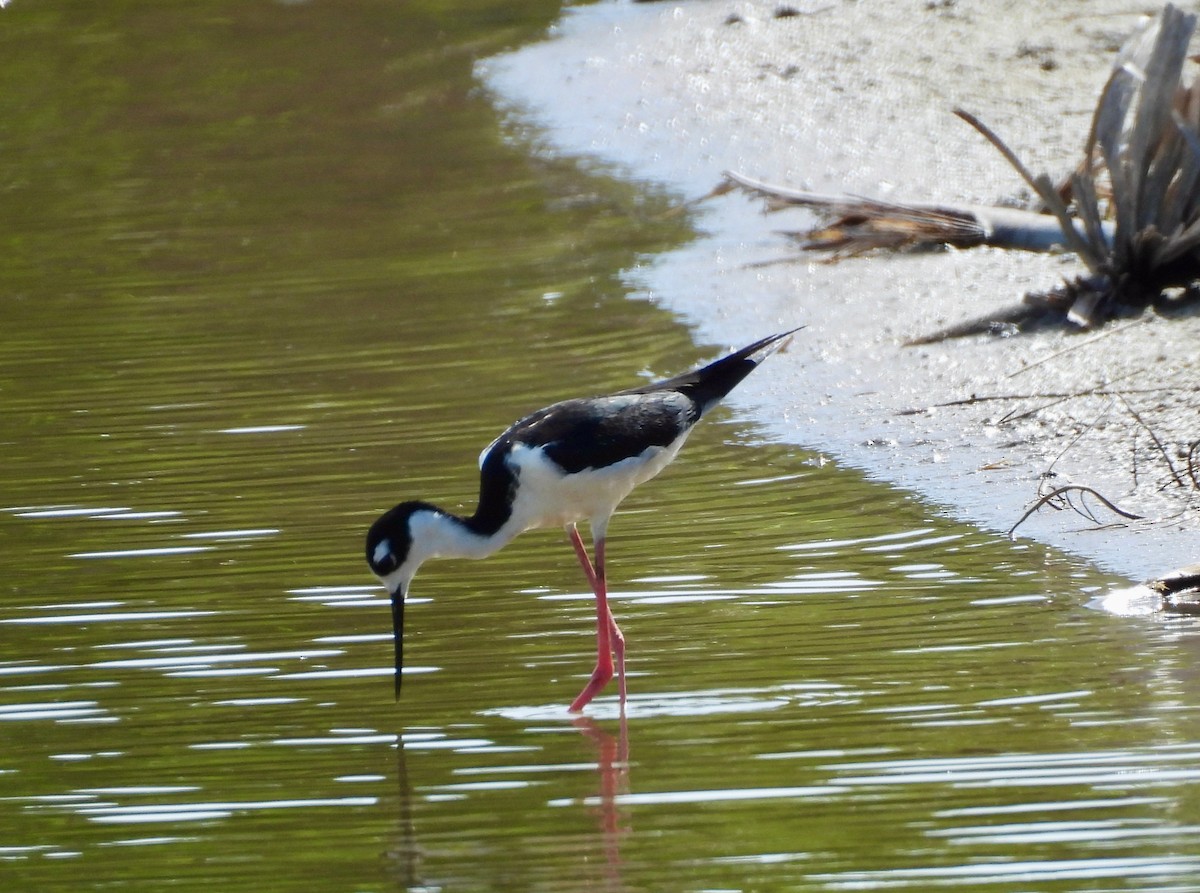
[365,328,799,712]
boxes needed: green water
[3,2,1200,891]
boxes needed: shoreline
[481,0,1200,583]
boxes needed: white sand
[481,0,1200,582]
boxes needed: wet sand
[481,0,1200,582]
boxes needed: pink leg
[567,525,626,712]
[597,539,627,707]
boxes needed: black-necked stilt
[366,328,800,712]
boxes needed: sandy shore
[481,0,1200,583]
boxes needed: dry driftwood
[722,5,1200,342]
[718,171,1082,256]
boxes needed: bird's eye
[371,539,398,574]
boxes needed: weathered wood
[719,4,1200,341]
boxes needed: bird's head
[365,501,429,590]
[365,500,437,694]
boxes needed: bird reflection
[386,740,424,889]
[384,714,633,890]
[573,713,631,890]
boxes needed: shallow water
[3,2,1200,892]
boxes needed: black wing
[504,392,693,475]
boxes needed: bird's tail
[634,325,803,414]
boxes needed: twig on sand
[1187,440,1200,490]
[1007,484,1144,539]
[1004,319,1148,378]
[1043,400,1116,481]
[1117,394,1187,488]
[896,382,1173,416]
[995,368,1141,425]
[1004,401,1147,539]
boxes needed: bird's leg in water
[592,537,628,705]
[594,537,626,704]
[566,524,625,711]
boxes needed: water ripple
[813,855,1200,888]
[823,745,1200,789]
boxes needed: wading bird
[366,328,799,712]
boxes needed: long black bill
[391,587,405,700]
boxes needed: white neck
[411,508,513,563]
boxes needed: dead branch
[720,169,1073,256]
[717,5,1200,341]
[953,108,1104,272]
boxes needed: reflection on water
[4,1,1200,892]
